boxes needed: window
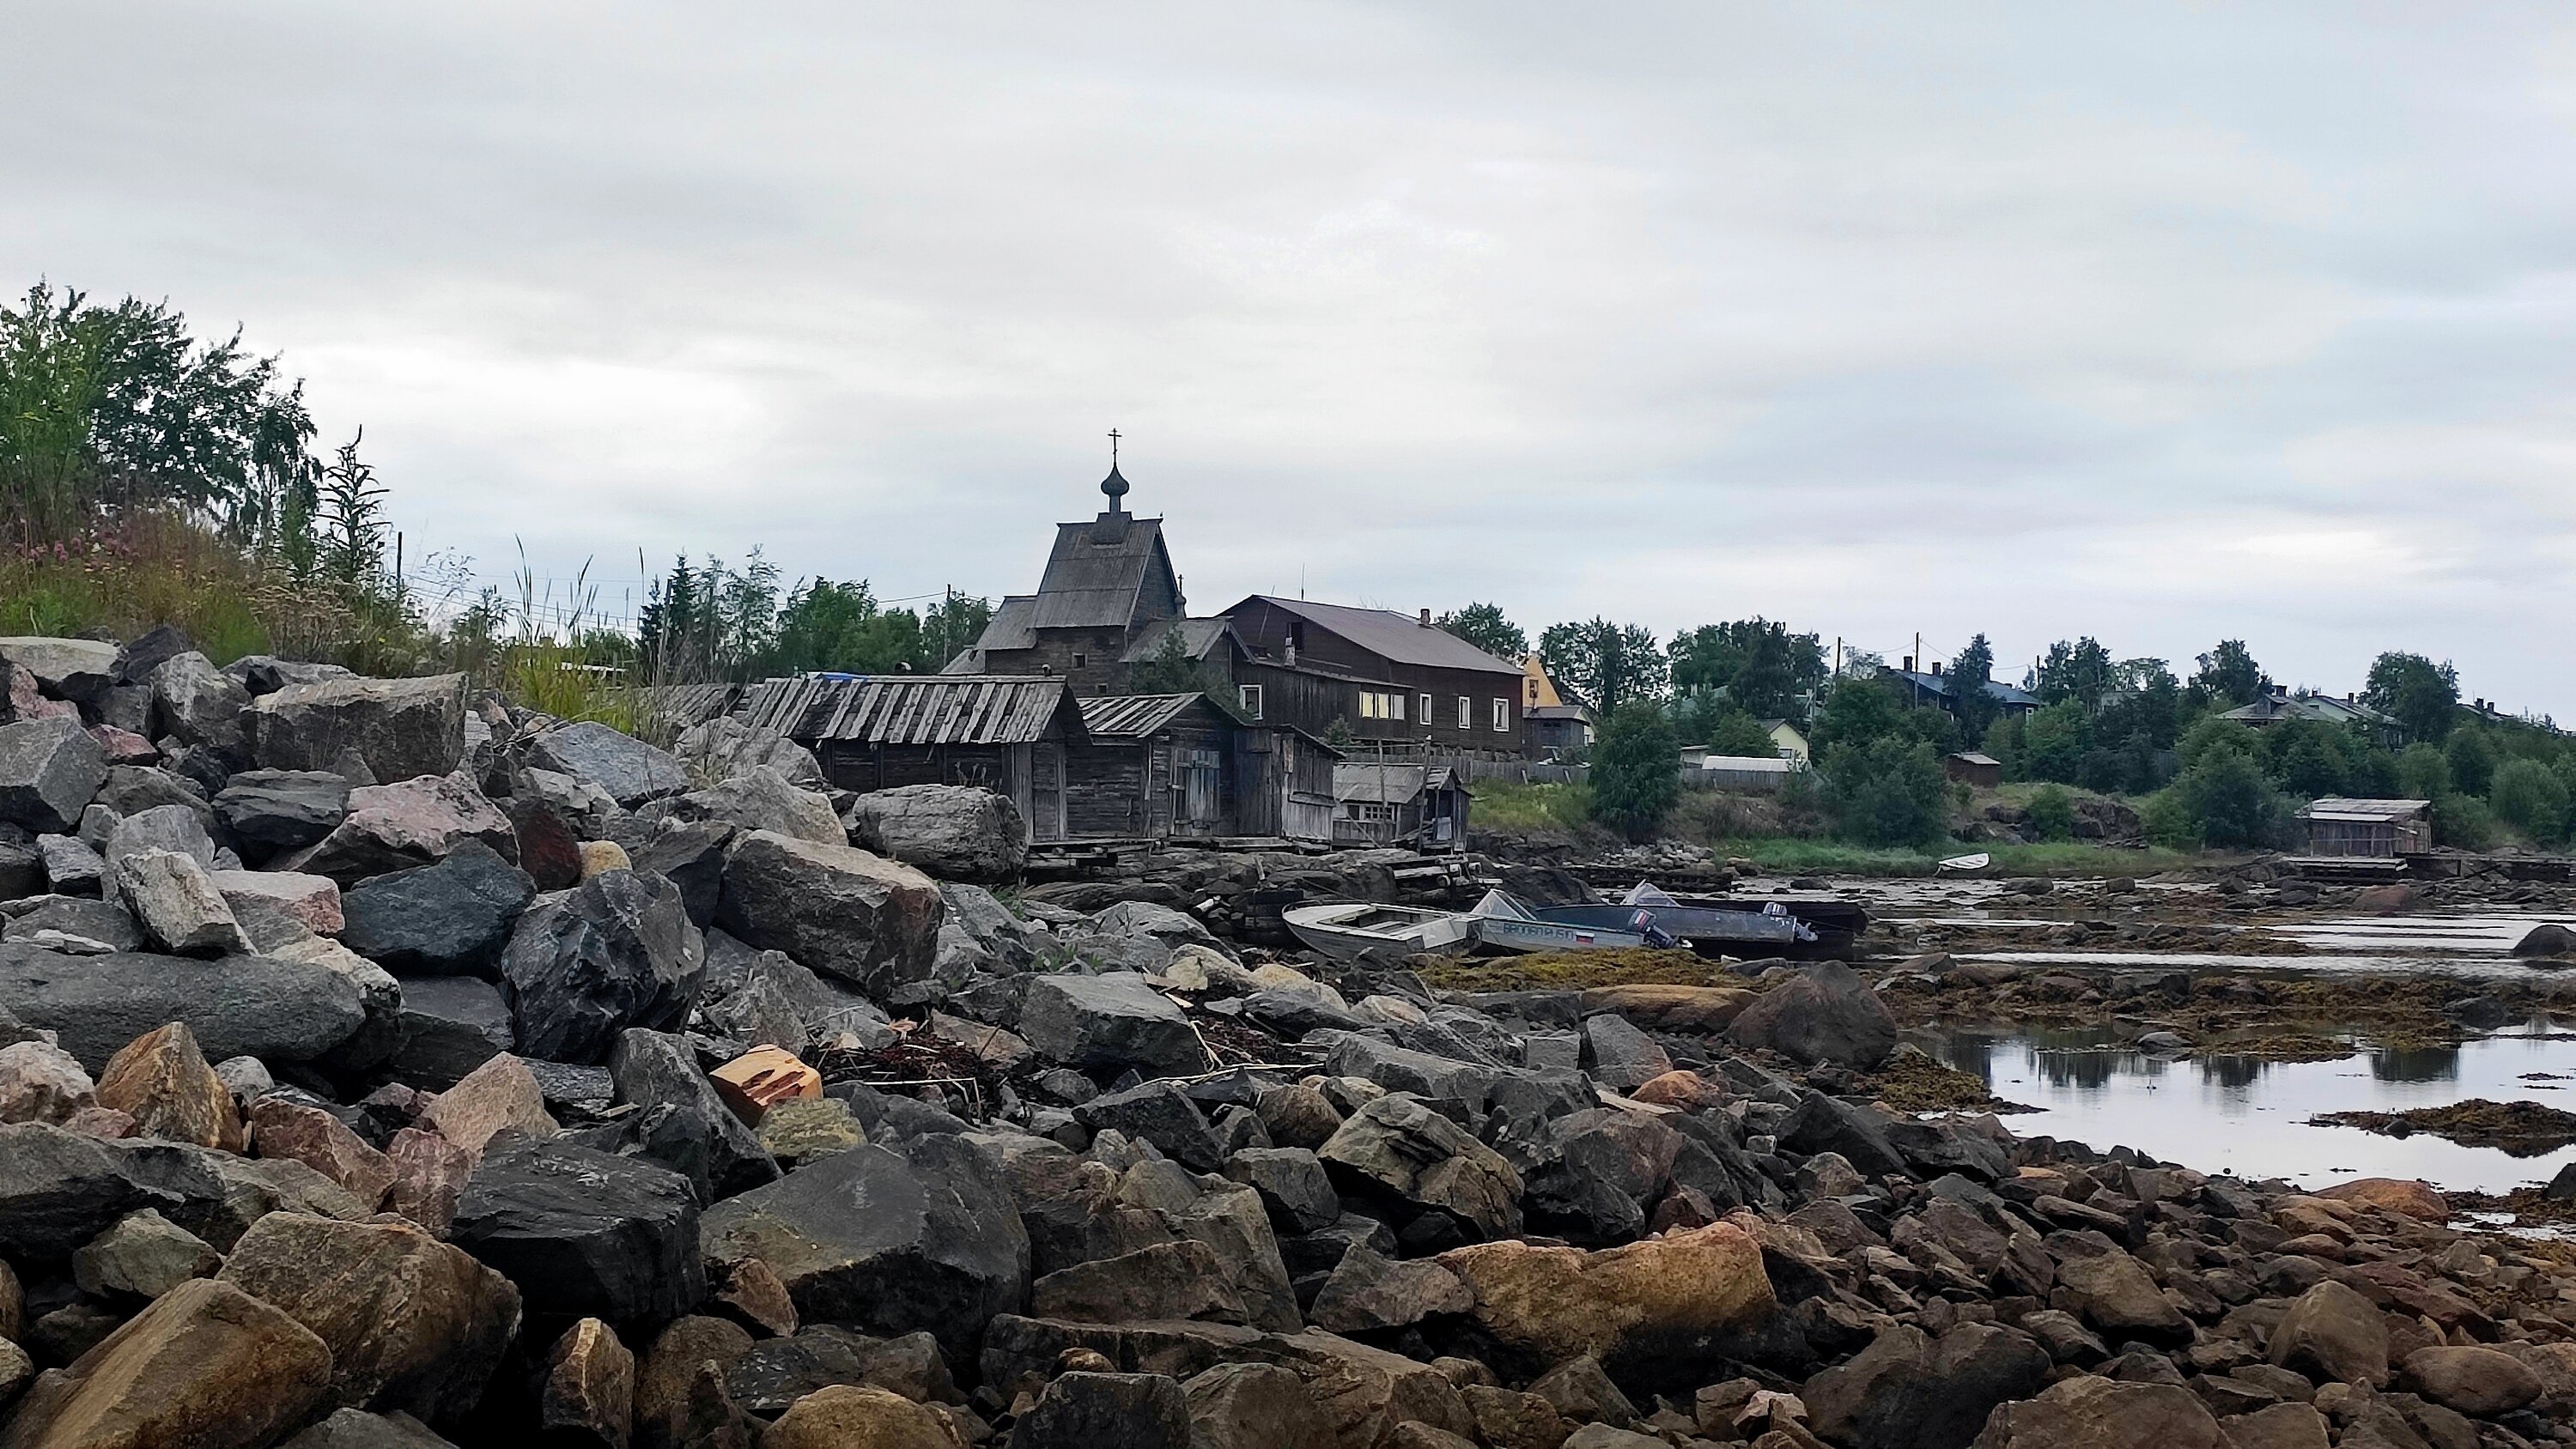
[1345,802,1394,822]
[1389,692,1405,722]
[1458,695,1473,727]
[1357,689,1405,722]
[1239,684,1264,720]
[1071,652,1087,670]
[1492,698,1510,731]
[1419,694,1432,727]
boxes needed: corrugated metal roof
[1078,694,1206,738]
[1028,517,1177,630]
[733,675,1078,746]
[2300,797,2432,822]
[1229,596,1522,676]
[1333,762,1467,803]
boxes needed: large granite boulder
[214,769,353,858]
[715,831,944,1000]
[1435,1222,1776,1383]
[0,1277,334,1449]
[1725,961,1899,1069]
[285,773,519,883]
[248,673,468,782]
[657,767,840,846]
[1803,1322,2053,1449]
[841,784,1028,884]
[449,1131,704,1325]
[674,716,825,788]
[1019,972,1209,1076]
[112,848,251,956]
[499,869,703,1063]
[147,651,252,759]
[525,720,689,809]
[340,840,536,977]
[606,1028,781,1201]
[0,941,368,1070]
[0,637,118,703]
[1319,1094,1522,1241]
[0,716,106,834]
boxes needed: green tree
[2363,652,2459,744]
[2034,637,2115,710]
[2021,699,2093,783]
[2394,743,2449,799]
[1434,603,1527,663]
[2176,714,2257,773]
[2491,758,2571,844]
[1540,618,1665,715]
[1667,619,1826,719]
[1589,700,1680,840]
[1810,674,1906,755]
[2190,640,2265,709]
[1699,707,1781,759]
[1822,738,1951,846]
[2174,749,2281,848]
[1947,634,2000,742]
[2098,658,2181,749]
[2445,726,2496,797]
[2026,784,2076,841]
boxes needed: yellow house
[1521,655,1595,755]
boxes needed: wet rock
[218,1210,522,1423]
[1971,1373,2223,1448]
[213,869,343,935]
[147,651,252,758]
[249,1095,397,1206]
[765,1384,965,1449]
[607,1028,781,1201]
[0,1277,332,1449]
[0,941,368,1069]
[1185,1361,1335,1449]
[500,869,703,1064]
[1019,972,1209,1076]
[841,784,1028,885]
[420,1053,560,1154]
[340,840,535,976]
[393,976,516,1089]
[1724,961,1899,1069]
[247,673,468,782]
[700,1134,1029,1362]
[286,772,518,884]
[95,1021,244,1150]
[0,718,106,834]
[112,849,249,956]
[2398,1345,2543,1416]
[1310,1244,1473,1334]
[1434,1222,1775,1382]
[1803,1322,2052,1449]
[1032,1239,1249,1325]
[1319,1094,1522,1240]
[71,1208,221,1299]
[450,1131,704,1324]
[541,1318,636,1447]
[2269,1279,2389,1387]
[714,832,944,1001]
[0,1040,95,1125]
[1009,1371,1191,1449]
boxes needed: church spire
[1100,428,1129,514]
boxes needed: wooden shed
[2299,797,2433,858]
[732,674,1086,841]
[1071,694,1341,844]
[1943,751,2004,790]
[1332,761,1471,851]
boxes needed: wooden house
[1072,694,1340,843]
[2299,797,2433,858]
[1223,597,1527,758]
[1522,655,1595,757]
[733,674,1086,841]
[1331,761,1472,850]
[1943,751,2004,789]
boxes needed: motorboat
[1519,882,1816,955]
[1468,889,1656,954]
[1284,900,1478,961]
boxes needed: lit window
[1492,699,1510,731]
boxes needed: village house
[1331,761,1472,850]
[2222,688,2403,747]
[1885,660,2040,719]
[1522,654,1595,757]
[2297,797,2433,858]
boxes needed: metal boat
[1468,889,1656,953]
[1522,882,1815,955]
[1284,900,1478,961]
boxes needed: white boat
[1936,852,1991,874]
[1468,889,1653,954]
[1284,901,1478,962]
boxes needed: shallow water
[1923,1021,2576,1194]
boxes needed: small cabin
[1069,694,1339,844]
[1943,751,2004,790]
[1333,762,1471,851]
[2300,797,2433,858]
[732,674,1087,841]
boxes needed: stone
[2353,883,2421,914]
[1319,1093,1522,1240]
[842,783,1029,884]
[0,1278,332,1449]
[420,1053,560,1154]
[1254,1083,1343,1150]
[2512,922,2576,957]
[635,1317,756,1449]
[216,769,354,858]
[700,1134,1029,1363]
[112,848,248,956]
[1518,1107,1686,1248]
[86,725,155,766]
[2216,1403,2328,1449]
[450,1131,705,1324]
[1724,961,1899,1068]
[279,1410,463,1447]
[2315,1177,2447,1222]
[1435,1222,1777,1381]
[756,1097,866,1166]
[112,625,196,687]
[2398,1345,2543,1416]
[1802,1322,2052,1449]
[706,1045,820,1124]
[286,772,518,884]
[525,721,689,809]
[1461,1385,1569,1449]
[1031,1240,1249,1325]
[1018,972,1210,1076]
[0,1040,94,1125]
[0,637,118,702]
[608,1028,781,1201]
[766,1384,965,1449]
[580,840,630,878]
[714,831,944,1000]
[102,802,217,869]
[1185,1362,1336,1449]
[0,940,368,1069]
[1075,1078,1227,1171]
[384,1128,478,1235]
[148,651,252,757]
[673,717,825,788]
[249,1095,398,1206]
[0,1121,198,1259]
[222,655,355,697]
[218,1210,522,1423]
[2052,1239,2192,1345]
[339,840,534,975]
[500,869,704,1064]
[542,1318,636,1448]
[392,976,516,1088]
[248,674,468,782]
[1310,1245,1473,1334]
[2269,1279,2389,1387]
[213,869,343,935]
[1223,1147,1343,1235]
[71,1208,221,1299]
[94,1021,244,1150]
[1009,1372,1191,1449]
[35,833,105,897]
[630,822,730,925]
[0,718,106,834]
[1971,1373,2222,1449]
[660,767,841,846]
[1580,1013,1674,1093]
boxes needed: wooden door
[1030,743,1065,842]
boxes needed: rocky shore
[3,630,2576,1447]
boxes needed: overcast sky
[9,3,2576,712]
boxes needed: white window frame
[1358,691,1377,720]
[1458,695,1473,727]
[1239,683,1264,720]
[1389,691,1406,722]
[1492,698,1510,731]
[1418,693,1432,726]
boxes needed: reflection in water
[2196,1054,2268,1090]
[2370,1046,2462,1084]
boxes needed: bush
[1589,700,1680,840]
[2445,728,2497,797]
[1822,738,1951,846]
[2433,792,2497,850]
[2142,787,2201,849]
[2490,759,2570,844]
[2396,743,2450,800]
[2173,749,2285,849]
[2026,785,2076,842]
[2020,699,2092,783]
